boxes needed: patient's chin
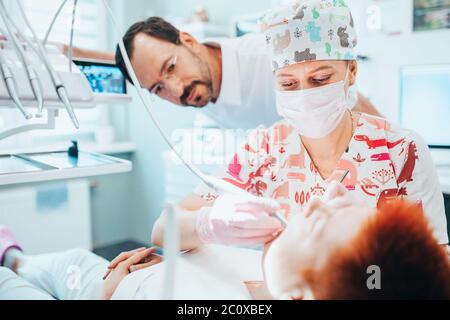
[266,268,305,300]
[264,243,302,299]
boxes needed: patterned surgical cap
[260,0,357,71]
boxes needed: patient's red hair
[303,201,450,300]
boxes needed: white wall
[349,0,450,165]
[349,0,450,122]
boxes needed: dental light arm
[102,2,206,183]
[0,0,43,117]
[15,0,80,129]
[101,1,252,194]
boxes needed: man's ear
[179,32,199,51]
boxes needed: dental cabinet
[0,49,133,253]
[0,51,133,185]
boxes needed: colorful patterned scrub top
[195,113,448,245]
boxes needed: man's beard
[180,80,213,108]
[179,44,215,108]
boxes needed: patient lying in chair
[264,198,450,300]
[1,198,449,300]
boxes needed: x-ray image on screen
[75,60,127,94]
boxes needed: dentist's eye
[311,75,331,85]
[281,81,297,89]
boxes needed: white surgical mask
[276,69,350,139]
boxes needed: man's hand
[102,247,162,300]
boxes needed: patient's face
[264,198,373,300]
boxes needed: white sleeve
[398,132,448,245]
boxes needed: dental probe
[339,170,350,183]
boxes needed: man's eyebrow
[148,56,173,92]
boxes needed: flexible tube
[0,48,32,119]
[101,0,287,228]
[68,0,77,72]
[43,0,69,45]
[102,0,228,190]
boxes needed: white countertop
[0,152,132,186]
[0,142,136,156]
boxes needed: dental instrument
[339,170,350,183]
[160,204,178,299]
[0,47,32,119]
[0,26,32,119]
[102,0,288,229]
[15,0,80,129]
[0,0,44,117]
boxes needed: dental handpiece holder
[0,42,95,116]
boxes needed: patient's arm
[151,193,213,251]
[103,248,158,300]
[354,93,382,117]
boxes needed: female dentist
[152,0,448,250]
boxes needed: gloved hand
[320,181,367,209]
[196,194,283,247]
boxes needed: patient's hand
[311,181,367,212]
[102,247,162,300]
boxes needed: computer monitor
[400,64,450,149]
[74,59,127,94]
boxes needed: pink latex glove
[320,181,367,209]
[196,194,283,247]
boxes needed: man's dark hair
[115,17,181,83]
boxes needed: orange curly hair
[303,200,450,300]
